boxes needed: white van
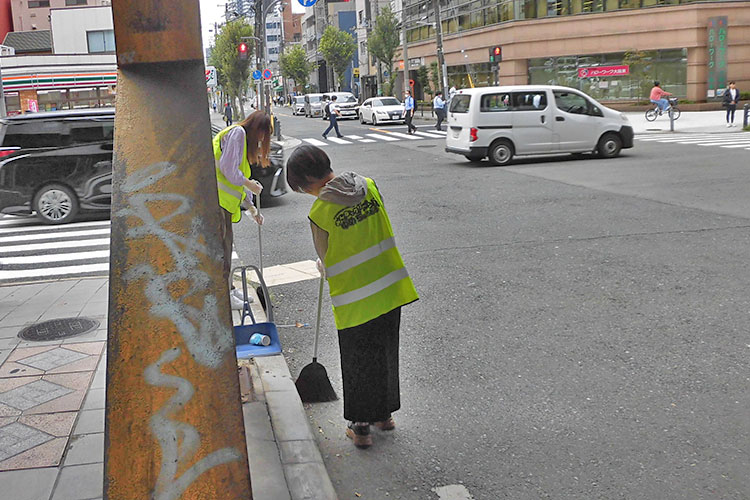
[445,85,633,165]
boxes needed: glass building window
[87,30,115,53]
[65,0,88,5]
[28,0,50,7]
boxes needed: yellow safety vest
[213,125,251,223]
[309,178,418,330]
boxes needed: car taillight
[469,128,478,142]
[0,149,19,158]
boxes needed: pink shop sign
[578,65,630,78]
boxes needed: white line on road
[433,485,474,500]
[0,262,110,281]
[0,238,110,254]
[327,137,352,144]
[386,131,421,140]
[302,138,327,146]
[0,220,111,234]
[344,135,363,140]
[414,131,445,139]
[366,133,398,142]
[698,141,750,146]
[358,139,376,143]
[0,227,110,244]
[0,249,239,265]
[720,142,750,148]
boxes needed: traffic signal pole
[106,1,252,498]
[432,0,448,99]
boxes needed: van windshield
[308,95,321,103]
[449,95,471,113]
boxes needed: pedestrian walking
[223,102,233,126]
[433,91,446,131]
[286,145,419,449]
[722,81,740,127]
[322,95,344,139]
[403,90,417,134]
[213,111,271,310]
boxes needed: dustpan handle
[233,264,274,324]
[313,273,325,361]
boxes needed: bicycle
[645,96,681,122]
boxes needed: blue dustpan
[233,265,282,358]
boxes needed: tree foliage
[416,65,430,97]
[367,7,400,95]
[623,50,652,103]
[430,61,442,95]
[280,45,313,92]
[319,26,357,89]
[209,19,254,118]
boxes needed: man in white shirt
[322,95,344,139]
[433,91,446,131]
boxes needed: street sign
[205,66,217,86]
[383,70,390,77]
[409,79,414,87]
[252,69,262,80]
[298,0,317,6]
[262,69,272,80]
[353,68,360,77]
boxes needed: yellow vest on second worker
[213,125,251,223]
[309,178,418,330]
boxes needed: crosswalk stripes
[635,133,750,151]
[302,127,447,146]
[0,216,240,284]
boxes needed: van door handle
[540,116,545,123]
[556,116,565,121]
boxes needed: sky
[199,0,308,53]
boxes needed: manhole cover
[18,317,100,342]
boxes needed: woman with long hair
[213,110,272,309]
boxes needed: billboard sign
[578,65,629,78]
[205,66,217,86]
[707,16,728,98]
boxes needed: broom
[295,273,337,402]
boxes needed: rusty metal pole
[105,1,252,499]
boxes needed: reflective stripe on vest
[218,178,243,200]
[325,236,396,278]
[330,267,409,307]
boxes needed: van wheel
[597,133,622,158]
[488,140,513,166]
[34,184,79,224]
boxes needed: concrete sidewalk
[0,280,336,497]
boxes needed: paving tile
[81,388,105,411]
[63,432,103,466]
[278,440,324,465]
[0,326,22,340]
[73,409,104,435]
[0,380,73,411]
[265,392,312,442]
[18,348,89,372]
[0,373,91,417]
[51,462,103,500]
[243,401,274,441]
[0,421,54,461]
[89,368,106,390]
[0,466,59,500]
[0,436,67,470]
[248,438,291,500]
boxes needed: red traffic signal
[238,42,249,60]
[489,46,502,63]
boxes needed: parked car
[292,95,306,115]
[445,85,633,165]
[0,109,286,224]
[358,97,405,125]
[322,92,359,120]
[304,93,325,118]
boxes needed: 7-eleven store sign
[2,71,118,91]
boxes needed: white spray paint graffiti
[117,161,242,499]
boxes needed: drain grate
[18,317,100,342]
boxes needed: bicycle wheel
[645,108,658,122]
[670,107,681,120]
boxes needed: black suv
[0,109,286,224]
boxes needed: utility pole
[401,6,408,97]
[432,0,448,99]
[106,0,252,498]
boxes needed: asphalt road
[231,108,750,499]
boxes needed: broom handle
[256,193,263,274]
[313,273,324,361]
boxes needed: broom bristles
[295,361,337,402]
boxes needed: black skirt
[337,307,402,422]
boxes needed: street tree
[319,26,357,91]
[367,6,400,95]
[430,61,441,96]
[279,45,313,93]
[210,19,254,119]
[416,65,430,98]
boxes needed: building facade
[396,0,749,102]
[11,0,109,32]
[50,5,112,54]
[355,0,391,99]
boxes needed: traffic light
[238,42,249,60]
[489,46,502,63]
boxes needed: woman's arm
[219,127,263,195]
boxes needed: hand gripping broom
[295,273,337,402]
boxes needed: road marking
[0,238,110,253]
[432,130,447,135]
[0,219,111,233]
[698,141,750,146]
[386,131,421,140]
[366,133,398,142]
[0,227,110,244]
[720,142,750,148]
[327,137,352,144]
[433,485,474,500]
[302,138,327,146]
[414,131,445,138]
[0,249,110,265]
[0,262,110,281]
[345,135,363,140]
[358,139,376,143]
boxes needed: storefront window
[527,49,687,100]
[447,62,496,89]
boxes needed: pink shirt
[650,87,670,101]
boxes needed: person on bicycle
[650,81,672,114]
